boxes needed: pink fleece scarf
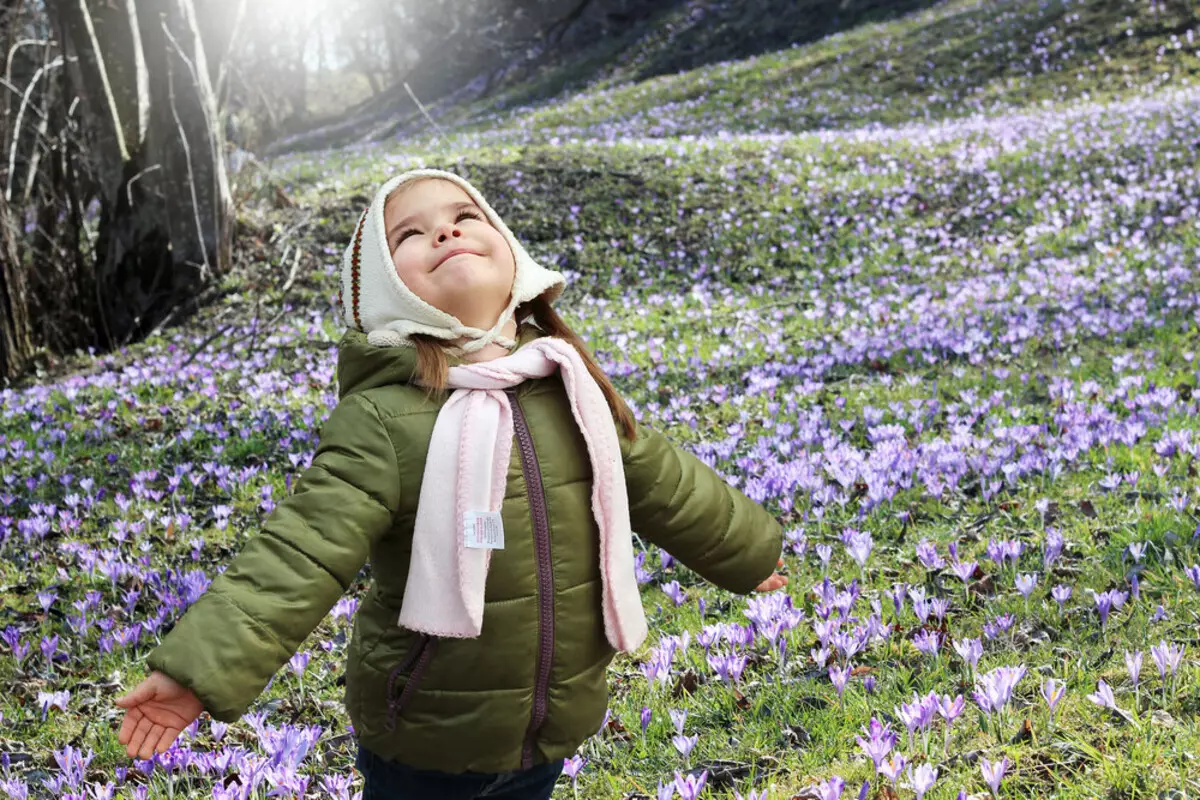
[397,335,648,653]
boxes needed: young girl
[114,168,787,799]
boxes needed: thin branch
[5,38,51,81]
[278,246,301,295]
[0,77,49,120]
[125,163,161,207]
[178,318,236,370]
[20,107,51,204]
[75,0,129,160]
[161,24,211,282]
[403,81,446,141]
[161,12,225,272]
[5,56,64,202]
[121,0,150,147]
[214,0,248,108]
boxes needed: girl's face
[382,178,516,330]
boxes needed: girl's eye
[394,209,482,248]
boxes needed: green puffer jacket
[144,323,784,774]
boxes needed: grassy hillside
[2,1,1200,799]
[407,0,1200,143]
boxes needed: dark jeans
[356,743,564,800]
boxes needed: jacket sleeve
[619,419,783,595]
[144,394,401,722]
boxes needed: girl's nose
[435,223,462,242]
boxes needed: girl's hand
[114,670,204,759]
[754,558,788,592]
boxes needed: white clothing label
[463,511,505,550]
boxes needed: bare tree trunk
[136,0,232,283]
[0,194,35,380]
[1,2,42,379]
[30,0,233,351]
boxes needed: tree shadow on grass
[626,0,946,83]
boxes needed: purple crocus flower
[1125,650,1143,688]
[855,718,895,767]
[953,637,983,673]
[288,651,310,675]
[1092,588,1127,629]
[669,708,688,735]
[1150,640,1185,688]
[974,665,1026,717]
[36,590,58,613]
[877,754,907,782]
[912,629,940,658]
[735,789,769,800]
[1043,528,1064,569]
[40,634,59,664]
[847,531,874,570]
[640,706,652,734]
[980,756,1008,798]
[829,664,851,700]
[889,583,907,618]
[1186,564,1200,590]
[1041,677,1066,722]
[37,690,69,720]
[916,539,944,571]
[816,544,833,570]
[696,625,721,650]
[811,645,831,668]
[1087,679,1119,711]
[904,763,938,800]
[673,770,708,800]
[662,580,687,606]
[707,652,748,683]
[930,597,950,621]
[563,754,586,782]
[951,560,977,585]
[895,698,925,751]
[812,776,845,800]
[985,538,1006,565]
[1051,584,1072,611]
[672,734,698,758]
[937,693,964,723]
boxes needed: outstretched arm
[619,420,784,594]
[139,393,402,723]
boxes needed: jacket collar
[336,323,546,400]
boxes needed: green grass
[3,0,1200,797]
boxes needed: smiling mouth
[435,251,481,269]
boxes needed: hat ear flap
[340,206,370,331]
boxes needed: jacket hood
[335,323,547,400]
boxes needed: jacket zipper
[384,633,437,733]
[508,387,555,770]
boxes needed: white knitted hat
[337,168,566,356]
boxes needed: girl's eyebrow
[386,201,478,239]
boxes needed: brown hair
[411,293,638,442]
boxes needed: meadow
[2,0,1200,797]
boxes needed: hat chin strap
[450,300,520,355]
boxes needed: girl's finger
[117,707,141,744]
[139,724,165,760]
[129,715,153,758]
[115,683,153,707]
